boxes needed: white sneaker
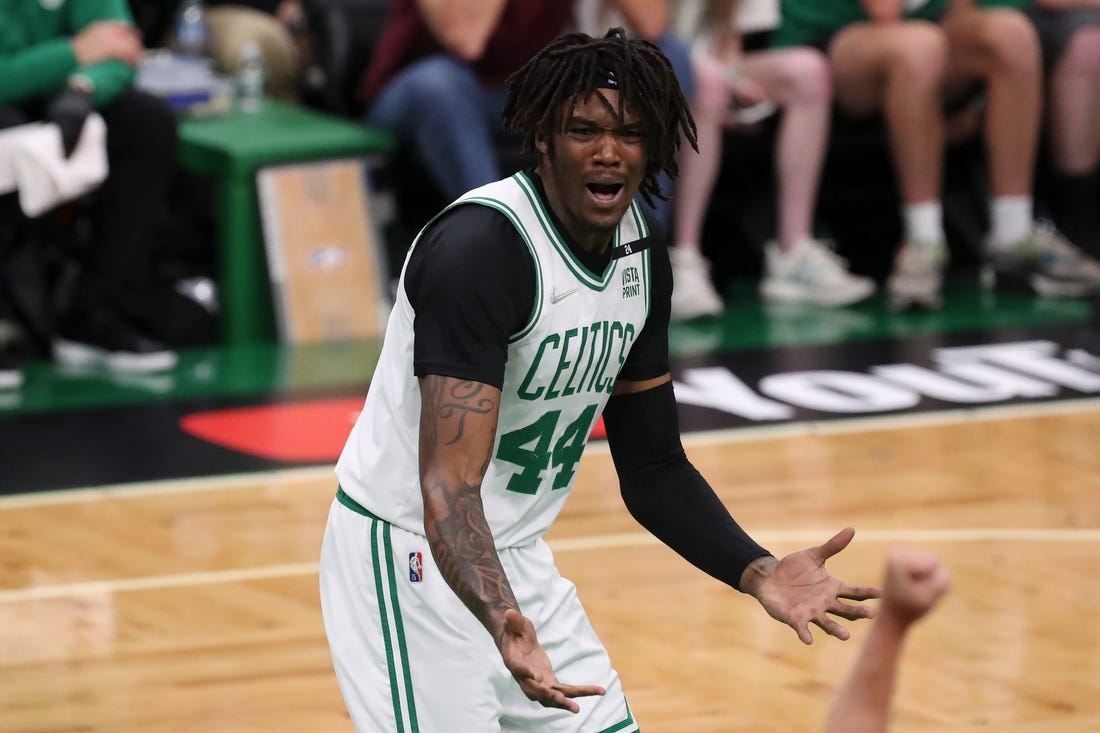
[983,220,1100,297]
[887,238,948,310]
[0,357,21,390]
[761,238,875,307]
[670,247,724,319]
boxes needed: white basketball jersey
[336,171,653,547]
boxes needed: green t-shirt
[773,0,1032,48]
[0,0,137,107]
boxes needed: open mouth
[586,182,624,204]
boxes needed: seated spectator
[0,0,179,373]
[667,0,874,319]
[362,0,694,230]
[359,0,577,208]
[1027,1,1100,257]
[773,0,1100,309]
[821,547,951,733]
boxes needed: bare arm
[418,374,604,712]
[419,375,514,636]
[415,0,508,61]
[821,548,951,733]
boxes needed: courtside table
[177,101,392,344]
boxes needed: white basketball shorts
[319,493,640,733]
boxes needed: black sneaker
[53,307,178,373]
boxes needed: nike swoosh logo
[550,288,578,304]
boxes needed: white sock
[988,195,1032,251]
[904,201,945,245]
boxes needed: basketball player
[320,28,880,733]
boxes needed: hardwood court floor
[3,400,1099,732]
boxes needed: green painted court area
[3,277,1090,415]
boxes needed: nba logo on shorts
[409,552,423,582]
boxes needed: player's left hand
[743,526,881,644]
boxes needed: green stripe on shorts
[382,520,419,731]
[598,700,638,733]
[366,512,419,731]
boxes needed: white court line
[3,395,1099,510]
[0,562,320,603]
[0,465,337,509]
[2,527,1098,604]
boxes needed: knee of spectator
[976,11,1041,72]
[691,57,732,115]
[782,48,833,102]
[1057,27,1100,77]
[890,23,949,84]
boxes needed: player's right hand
[497,608,606,713]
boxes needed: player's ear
[535,130,550,157]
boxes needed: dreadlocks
[502,27,698,207]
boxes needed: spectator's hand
[71,21,144,67]
[744,527,882,644]
[46,88,94,158]
[881,547,951,625]
[497,608,605,713]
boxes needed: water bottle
[235,41,266,113]
[173,0,209,58]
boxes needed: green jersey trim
[514,171,618,291]
[629,198,648,239]
[627,197,652,318]
[461,196,545,343]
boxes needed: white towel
[0,123,33,195]
[0,113,108,218]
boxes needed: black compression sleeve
[602,381,773,591]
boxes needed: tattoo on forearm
[425,478,518,633]
[420,375,512,636]
[423,378,495,446]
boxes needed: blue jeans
[367,55,508,202]
[643,32,695,232]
